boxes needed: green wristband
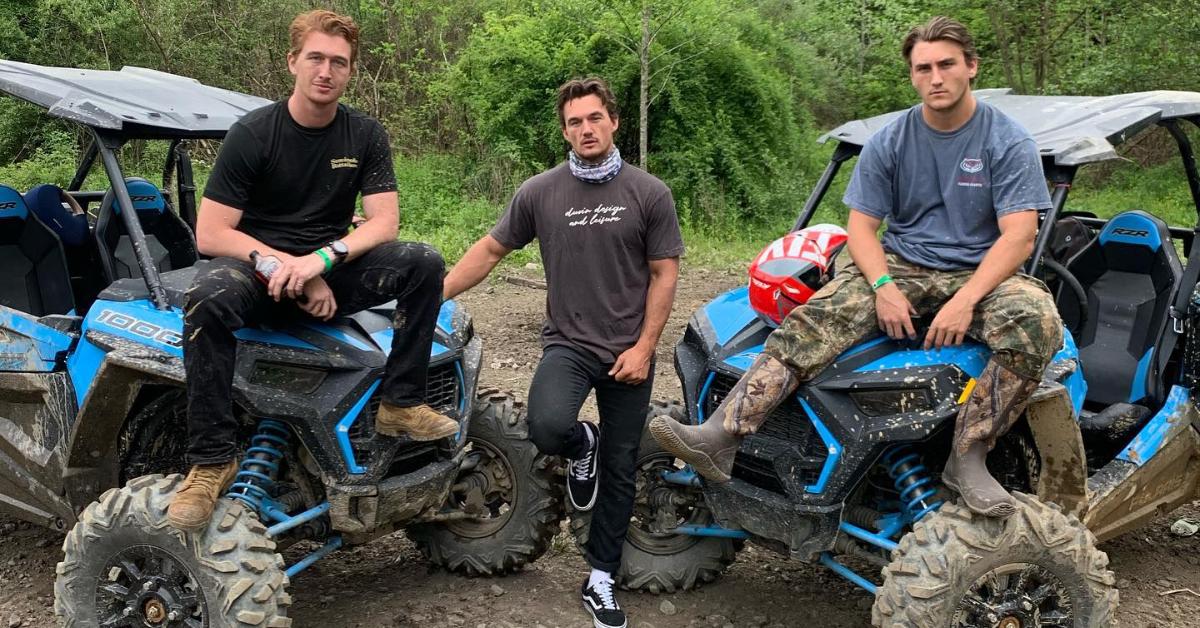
[315,247,333,273]
[871,274,893,291]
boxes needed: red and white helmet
[748,224,848,326]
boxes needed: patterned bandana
[568,147,623,184]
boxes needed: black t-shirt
[204,101,397,255]
[491,162,685,362]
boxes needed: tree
[444,0,821,223]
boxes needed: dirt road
[3,266,1199,627]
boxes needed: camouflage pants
[762,253,1063,381]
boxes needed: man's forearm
[955,232,1033,305]
[635,261,679,350]
[197,228,280,261]
[443,238,507,300]
[847,218,889,284]
[339,214,398,261]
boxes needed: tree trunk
[640,0,651,170]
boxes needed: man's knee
[989,286,1063,378]
[525,411,574,455]
[379,241,445,282]
[184,260,256,327]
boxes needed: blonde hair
[289,10,361,64]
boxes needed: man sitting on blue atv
[652,16,1063,518]
[167,9,456,531]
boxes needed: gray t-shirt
[491,162,685,362]
[843,101,1052,270]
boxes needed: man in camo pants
[650,16,1062,518]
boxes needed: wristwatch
[327,239,349,263]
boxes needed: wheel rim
[443,439,516,538]
[625,454,710,555]
[95,545,206,627]
[953,562,1073,627]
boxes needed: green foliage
[393,153,537,264]
[1071,161,1198,228]
[444,0,821,224]
[3,0,1200,250]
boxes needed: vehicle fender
[1025,381,1089,519]
[61,330,184,513]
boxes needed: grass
[1070,160,1198,227]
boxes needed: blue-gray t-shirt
[842,101,1052,271]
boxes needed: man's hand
[298,276,337,321]
[875,283,918,339]
[267,253,327,301]
[924,292,975,350]
[609,343,654,384]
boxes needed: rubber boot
[376,402,459,440]
[167,460,239,532]
[943,359,1039,518]
[650,354,799,482]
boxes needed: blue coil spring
[881,447,943,523]
[227,419,290,514]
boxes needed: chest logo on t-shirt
[565,203,627,227]
[957,157,987,188]
[960,158,984,173]
[331,157,359,170]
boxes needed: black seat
[24,184,106,312]
[1058,210,1181,407]
[0,184,75,316]
[95,177,198,283]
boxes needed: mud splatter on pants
[762,253,1063,447]
[182,241,444,465]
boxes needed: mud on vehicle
[0,60,563,627]
[592,90,1200,627]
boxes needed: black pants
[182,241,445,465]
[526,344,653,572]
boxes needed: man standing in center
[443,77,683,628]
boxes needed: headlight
[849,388,933,417]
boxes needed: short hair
[289,10,361,65]
[901,16,978,66]
[556,78,619,127]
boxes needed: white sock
[588,568,611,588]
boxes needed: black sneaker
[567,421,600,511]
[581,575,627,628]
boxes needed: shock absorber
[881,446,942,523]
[227,419,291,518]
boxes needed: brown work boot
[375,402,458,440]
[943,359,1039,518]
[649,354,799,482]
[167,460,239,532]
[650,413,742,482]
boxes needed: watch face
[330,240,349,256]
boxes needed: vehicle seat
[0,185,75,316]
[24,184,105,312]
[95,177,198,282]
[1057,210,1181,406]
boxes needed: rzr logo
[95,309,182,348]
[1112,228,1149,238]
[0,202,16,210]
[130,195,158,203]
